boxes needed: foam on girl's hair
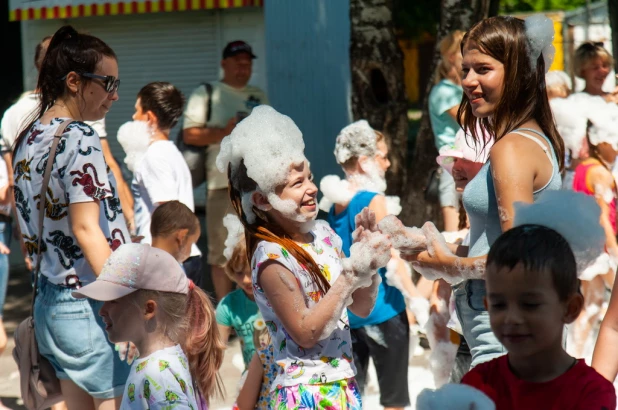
[549,97,587,158]
[222,214,244,262]
[512,190,605,275]
[545,70,572,91]
[587,102,618,151]
[216,106,307,224]
[524,14,555,72]
[416,383,495,410]
[117,120,151,172]
[333,120,378,165]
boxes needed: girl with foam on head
[73,243,225,409]
[407,15,564,368]
[216,105,392,409]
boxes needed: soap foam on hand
[377,215,427,254]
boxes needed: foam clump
[587,102,618,151]
[385,255,430,327]
[416,383,495,410]
[549,97,587,158]
[333,120,377,164]
[525,14,555,73]
[385,196,402,216]
[222,214,244,261]
[343,230,392,287]
[513,190,605,274]
[377,215,427,254]
[318,175,354,212]
[117,120,151,172]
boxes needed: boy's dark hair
[137,82,185,131]
[150,201,200,238]
[487,224,578,301]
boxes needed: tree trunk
[609,0,618,65]
[349,0,409,196]
[398,0,499,228]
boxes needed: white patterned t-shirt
[120,344,202,410]
[13,118,129,285]
[251,220,356,390]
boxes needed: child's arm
[217,325,231,345]
[588,167,618,250]
[235,353,264,410]
[259,260,372,348]
[215,297,233,344]
[592,283,618,381]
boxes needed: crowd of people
[0,11,617,410]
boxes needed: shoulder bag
[12,120,71,410]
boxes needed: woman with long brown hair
[12,25,131,409]
[410,16,564,369]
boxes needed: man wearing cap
[182,41,268,301]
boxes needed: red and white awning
[9,0,263,21]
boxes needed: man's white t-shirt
[132,140,201,257]
[0,92,106,151]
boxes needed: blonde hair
[574,42,614,78]
[151,201,200,238]
[341,130,386,171]
[437,30,465,82]
[133,288,225,403]
[223,239,248,281]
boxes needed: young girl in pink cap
[73,243,225,409]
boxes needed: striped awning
[9,0,263,21]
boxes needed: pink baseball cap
[73,243,190,301]
[436,128,493,175]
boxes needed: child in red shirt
[461,223,616,410]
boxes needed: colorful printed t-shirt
[13,118,129,285]
[215,288,260,367]
[120,344,202,410]
[256,344,278,409]
[251,220,356,390]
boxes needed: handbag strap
[30,120,72,315]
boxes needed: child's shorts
[270,378,362,410]
[34,276,130,399]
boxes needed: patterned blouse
[13,118,129,284]
[251,220,356,390]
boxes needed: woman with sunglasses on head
[12,25,130,410]
[573,42,618,104]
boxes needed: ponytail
[227,162,331,296]
[183,285,225,403]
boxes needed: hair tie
[188,280,195,291]
[524,14,555,73]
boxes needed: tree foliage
[393,0,441,39]
[500,0,598,13]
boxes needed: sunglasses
[59,72,120,94]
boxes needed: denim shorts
[453,279,506,368]
[34,276,130,398]
[0,220,11,317]
[439,171,460,209]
